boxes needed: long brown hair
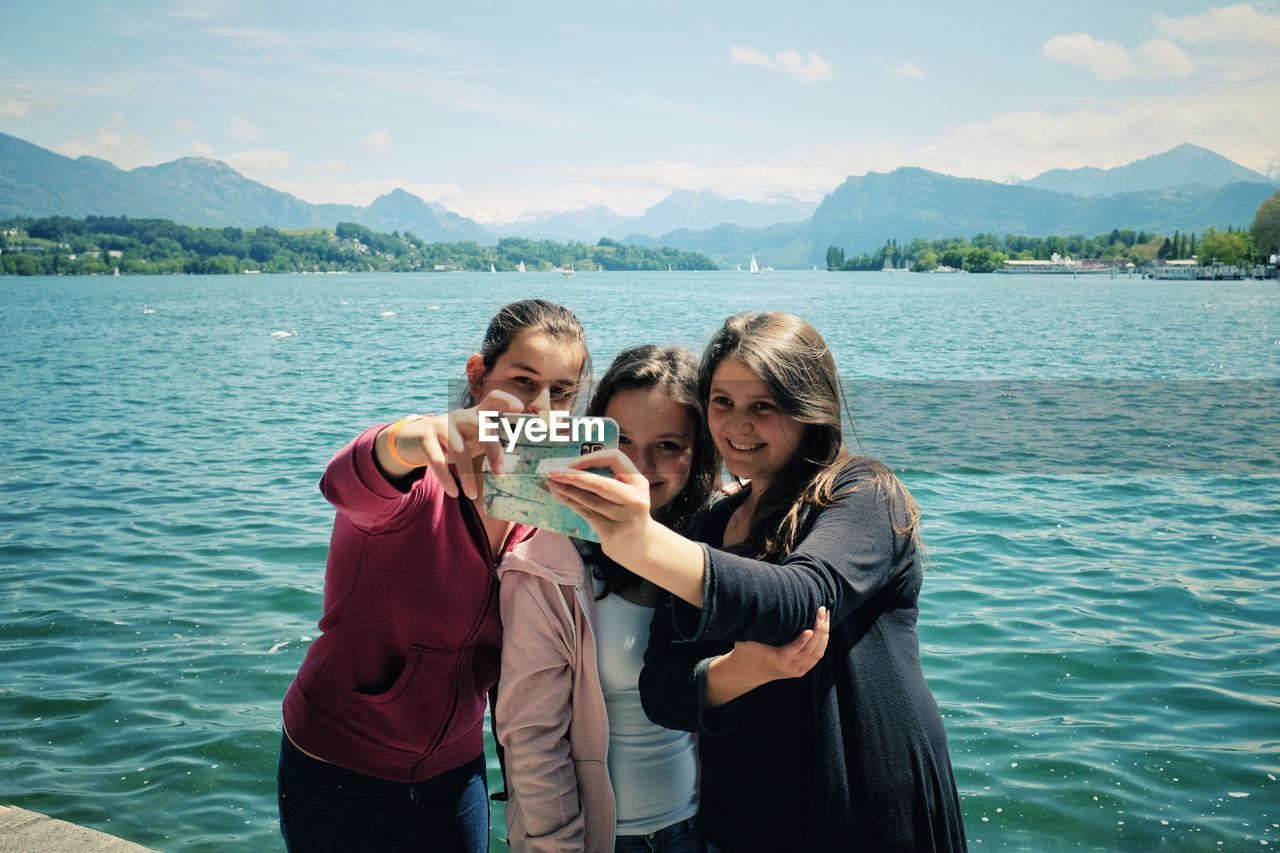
[457,299,591,408]
[586,344,719,598]
[700,312,919,560]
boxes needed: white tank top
[593,582,699,834]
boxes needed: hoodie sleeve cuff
[364,421,428,495]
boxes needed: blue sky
[2,1,1278,219]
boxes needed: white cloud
[0,100,31,117]
[223,148,293,177]
[730,46,834,84]
[1045,32,1200,80]
[1154,3,1280,47]
[226,116,265,143]
[888,59,926,81]
[1195,52,1280,81]
[362,131,392,154]
[729,46,774,70]
[185,141,293,178]
[173,118,199,132]
[774,50,834,84]
[1044,33,1134,80]
[1150,4,1280,81]
[305,159,347,173]
[56,119,151,168]
[1133,39,1194,78]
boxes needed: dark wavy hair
[701,311,919,561]
[456,299,591,408]
[584,344,719,599]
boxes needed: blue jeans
[278,733,489,852]
[615,816,704,853]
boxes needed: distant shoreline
[0,217,716,277]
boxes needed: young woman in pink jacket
[495,345,829,853]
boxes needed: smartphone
[482,414,619,541]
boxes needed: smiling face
[468,331,585,413]
[604,388,696,514]
[706,357,806,492]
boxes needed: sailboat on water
[749,255,760,274]
[736,263,742,273]
[490,263,496,274]
[517,260,526,273]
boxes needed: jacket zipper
[422,498,514,757]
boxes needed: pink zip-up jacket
[495,531,616,853]
[282,423,533,782]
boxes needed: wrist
[378,412,424,466]
[705,652,763,707]
[604,514,658,564]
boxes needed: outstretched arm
[550,453,903,645]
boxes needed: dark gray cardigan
[639,461,968,852]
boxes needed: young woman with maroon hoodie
[277,299,590,852]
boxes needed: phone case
[482,415,618,541]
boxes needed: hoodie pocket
[345,645,460,754]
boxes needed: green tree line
[826,227,1261,273]
[0,216,717,276]
[826,190,1280,272]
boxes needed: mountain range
[1020,143,1273,196]
[1,132,1274,267]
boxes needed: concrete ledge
[0,805,155,852]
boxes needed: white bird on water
[271,330,298,338]
[339,297,349,306]
[142,304,155,315]
[380,305,397,318]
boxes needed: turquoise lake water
[2,271,1278,850]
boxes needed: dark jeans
[615,816,704,853]
[278,733,489,852]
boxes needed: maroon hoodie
[282,423,533,782]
